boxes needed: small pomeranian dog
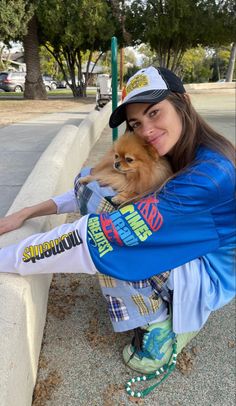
[79,131,172,205]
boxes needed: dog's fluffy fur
[79,131,173,204]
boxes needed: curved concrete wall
[185,81,235,91]
[0,101,112,406]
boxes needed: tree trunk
[226,42,236,82]
[23,15,47,100]
[75,51,86,97]
[119,47,124,90]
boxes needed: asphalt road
[190,91,235,145]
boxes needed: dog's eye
[114,153,119,159]
[125,157,134,163]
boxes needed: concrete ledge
[185,82,235,91]
[0,101,112,406]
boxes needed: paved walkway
[0,102,95,217]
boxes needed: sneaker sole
[123,330,199,374]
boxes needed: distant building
[82,62,104,85]
[1,51,26,72]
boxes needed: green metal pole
[111,36,118,142]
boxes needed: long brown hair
[120,93,235,206]
[166,92,235,173]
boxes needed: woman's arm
[0,163,116,236]
[0,199,58,236]
[0,154,233,280]
[0,166,115,237]
[0,216,97,276]
[0,187,80,236]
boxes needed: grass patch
[0,88,96,97]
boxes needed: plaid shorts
[98,273,170,332]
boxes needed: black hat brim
[109,89,170,128]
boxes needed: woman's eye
[131,122,140,129]
[149,109,158,118]
[125,157,134,163]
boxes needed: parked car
[57,79,76,89]
[0,71,26,92]
[57,77,84,88]
[57,79,69,88]
[0,71,57,92]
[42,75,58,90]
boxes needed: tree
[108,0,132,88]
[136,44,158,68]
[211,45,235,81]
[23,15,47,99]
[37,0,116,97]
[108,0,132,46]
[123,65,140,83]
[0,43,10,71]
[0,0,47,99]
[125,0,236,73]
[226,42,236,81]
[0,0,33,43]
[40,46,61,79]
[0,1,128,98]
[181,46,212,83]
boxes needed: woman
[0,67,235,392]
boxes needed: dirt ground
[0,98,94,127]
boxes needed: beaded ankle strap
[125,337,177,398]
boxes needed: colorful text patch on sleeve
[88,196,163,258]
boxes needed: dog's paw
[78,175,92,184]
[111,195,126,205]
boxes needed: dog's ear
[146,143,160,161]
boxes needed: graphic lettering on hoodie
[22,230,83,263]
[88,196,163,257]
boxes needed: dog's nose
[114,162,120,169]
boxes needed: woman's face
[126,99,183,156]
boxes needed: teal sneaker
[123,316,198,374]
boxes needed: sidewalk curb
[0,101,112,406]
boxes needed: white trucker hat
[109,66,186,128]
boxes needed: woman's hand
[0,211,26,235]
[0,199,58,236]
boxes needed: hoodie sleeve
[0,216,97,276]
[52,189,79,214]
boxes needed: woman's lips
[149,133,164,145]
